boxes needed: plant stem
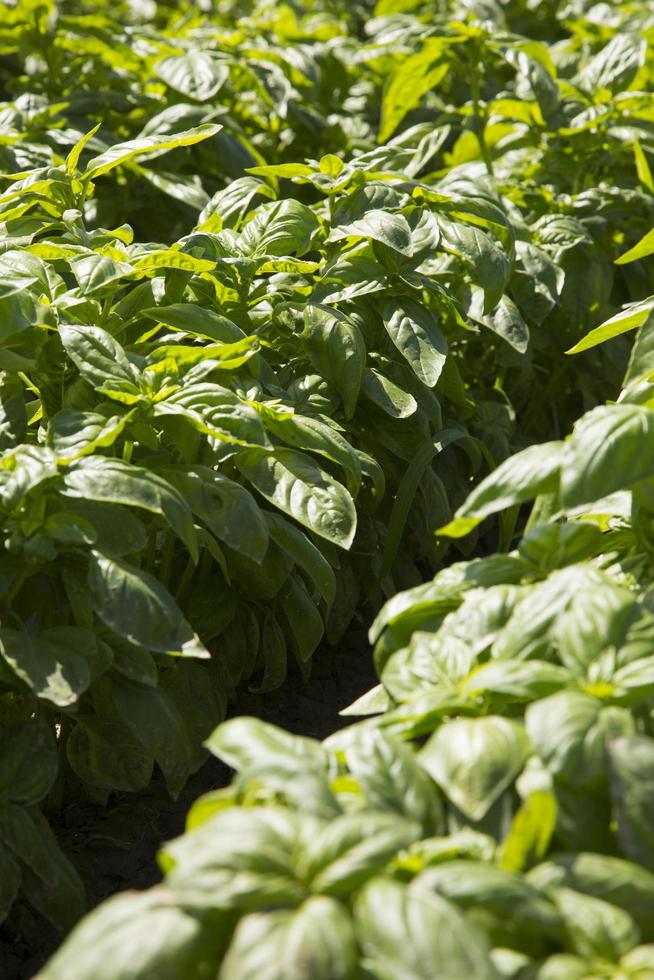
[175,553,197,603]
[470,72,494,177]
[159,530,176,589]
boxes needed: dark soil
[1,627,376,980]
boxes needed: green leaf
[40,888,230,980]
[362,368,418,418]
[418,716,530,821]
[59,323,142,402]
[67,715,153,792]
[526,691,612,788]
[218,897,357,980]
[330,210,414,256]
[236,448,357,549]
[63,457,198,560]
[562,404,654,507]
[355,877,498,980]
[280,573,324,662]
[48,410,132,463]
[105,676,194,798]
[266,512,336,608]
[381,428,463,578]
[499,791,558,872]
[155,52,230,102]
[439,219,510,311]
[163,467,268,564]
[301,305,366,420]
[617,226,654,265]
[554,886,639,960]
[439,441,564,537]
[609,736,654,872]
[382,298,448,387]
[301,811,420,896]
[0,804,85,930]
[84,124,222,179]
[566,298,654,353]
[239,200,318,257]
[379,40,449,142]
[345,730,445,835]
[205,717,327,773]
[88,551,209,658]
[0,626,98,707]
[160,806,307,910]
[0,719,57,805]
[0,841,20,924]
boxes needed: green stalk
[159,530,176,590]
[175,553,197,603]
[470,72,494,177]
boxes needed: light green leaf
[382,297,448,387]
[236,448,357,549]
[84,124,222,179]
[419,716,530,821]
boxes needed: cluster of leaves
[43,253,654,980]
[1,0,654,962]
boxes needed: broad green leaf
[575,33,645,95]
[439,219,510,311]
[280,574,324,662]
[87,551,209,658]
[554,886,639,960]
[416,860,561,939]
[0,719,57,805]
[155,52,230,102]
[218,897,357,980]
[362,368,417,418]
[160,807,308,909]
[141,303,246,343]
[355,877,498,980]
[40,888,229,980]
[163,467,268,563]
[382,298,447,387]
[48,410,131,463]
[105,676,194,798]
[63,457,198,560]
[345,730,445,834]
[418,716,530,821]
[238,200,318,257]
[562,404,654,507]
[528,852,654,936]
[330,210,413,256]
[609,736,654,872]
[266,512,336,608]
[300,811,420,896]
[205,716,327,773]
[0,626,98,706]
[301,305,365,420]
[236,448,356,549]
[84,124,222,179]
[59,323,142,402]
[525,692,620,788]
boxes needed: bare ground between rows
[0,626,376,980]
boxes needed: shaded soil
[1,626,376,979]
